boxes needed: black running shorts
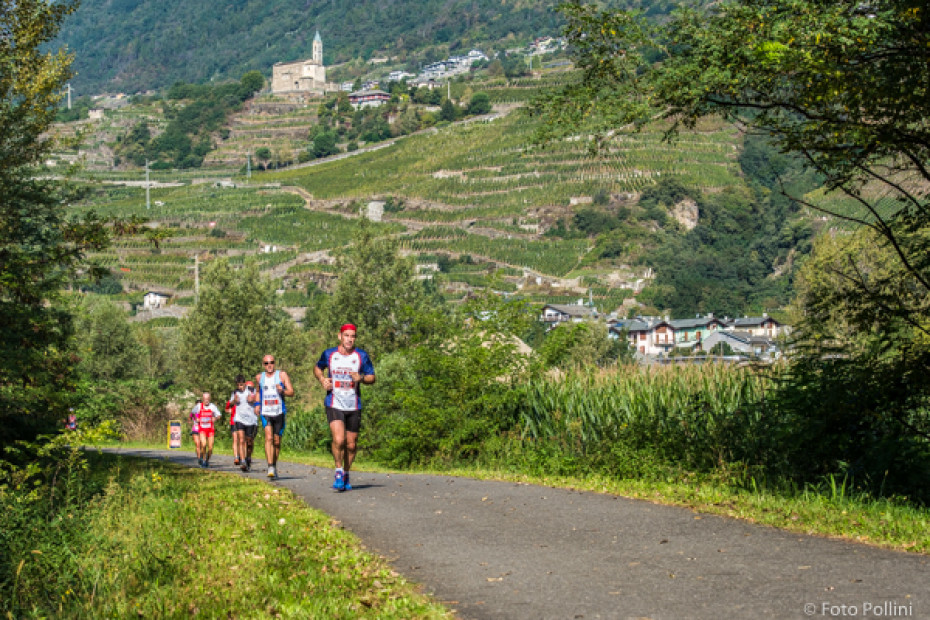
[234,422,258,439]
[326,406,362,433]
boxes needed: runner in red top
[192,392,222,468]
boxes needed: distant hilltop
[55,0,569,94]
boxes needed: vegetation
[56,0,569,93]
[115,72,264,169]
[0,0,112,443]
[179,258,312,400]
[0,445,450,618]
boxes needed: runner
[189,398,204,465]
[229,376,259,472]
[250,355,294,479]
[313,323,376,492]
[193,392,222,468]
[225,396,239,465]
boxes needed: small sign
[168,420,182,449]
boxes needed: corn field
[519,364,778,472]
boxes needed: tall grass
[516,364,775,478]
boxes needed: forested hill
[56,0,570,94]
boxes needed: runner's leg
[345,430,359,472]
[263,424,275,467]
[329,419,346,469]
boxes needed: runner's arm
[279,371,295,397]
[314,364,332,391]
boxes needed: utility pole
[145,160,151,209]
[65,83,73,110]
[247,152,251,181]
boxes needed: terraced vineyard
[62,69,756,311]
[271,111,743,217]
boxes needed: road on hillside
[110,449,927,620]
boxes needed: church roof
[314,30,321,42]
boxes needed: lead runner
[313,323,376,492]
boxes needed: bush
[366,337,526,467]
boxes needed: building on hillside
[540,303,598,325]
[611,313,788,357]
[701,330,779,359]
[387,70,416,82]
[271,31,332,95]
[349,89,391,109]
[610,317,675,356]
[727,314,787,338]
[142,291,171,310]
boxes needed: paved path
[110,449,928,620]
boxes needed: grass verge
[4,450,450,619]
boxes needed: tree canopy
[0,0,111,440]
[536,0,930,327]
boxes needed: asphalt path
[108,449,928,620]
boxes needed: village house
[540,303,598,325]
[349,89,391,109]
[610,314,786,357]
[142,291,171,310]
[727,314,786,338]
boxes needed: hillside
[56,65,820,319]
[56,0,565,94]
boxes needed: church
[271,31,333,95]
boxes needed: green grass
[3,450,450,618]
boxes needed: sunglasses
[263,361,275,365]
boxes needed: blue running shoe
[343,473,351,491]
[332,470,345,491]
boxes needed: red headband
[340,323,357,334]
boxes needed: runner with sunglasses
[250,355,294,479]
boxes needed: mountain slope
[57,0,565,94]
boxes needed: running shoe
[343,472,352,491]
[234,458,241,466]
[197,458,203,467]
[332,470,345,491]
[267,465,276,478]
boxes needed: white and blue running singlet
[316,347,375,411]
[259,370,285,417]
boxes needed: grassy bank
[1,449,450,619]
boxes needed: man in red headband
[313,323,376,491]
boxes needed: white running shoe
[267,466,276,478]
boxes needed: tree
[536,0,930,328]
[0,0,111,440]
[179,258,308,401]
[312,131,340,159]
[535,0,930,492]
[240,70,264,97]
[313,219,435,359]
[439,99,458,122]
[467,92,492,116]
[75,300,146,381]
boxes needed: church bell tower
[313,31,323,65]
